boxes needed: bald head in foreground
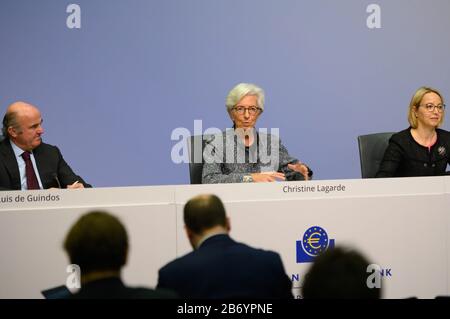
[157,194,293,299]
[1,101,90,190]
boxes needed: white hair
[225,83,265,113]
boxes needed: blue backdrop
[1,0,449,187]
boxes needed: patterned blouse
[201,129,309,183]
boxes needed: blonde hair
[408,86,445,128]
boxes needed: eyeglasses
[420,103,446,112]
[232,106,262,115]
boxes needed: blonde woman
[376,87,450,177]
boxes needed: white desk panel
[1,177,449,298]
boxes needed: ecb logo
[296,226,335,263]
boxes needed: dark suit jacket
[0,138,91,190]
[376,128,450,178]
[157,234,293,299]
[70,277,177,299]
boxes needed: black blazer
[0,138,91,190]
[70,277,177,299]
[376,128,450,178]
[157,234,293,299]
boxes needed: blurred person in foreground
[64,211,176,299]
[302,246,381,299]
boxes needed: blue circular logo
[302,226,329,257]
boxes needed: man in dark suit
[64,211,177,299]
[157,194,293,299]
[302,246,381,299]
[0,101,90,190]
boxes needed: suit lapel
[0,140,21,190]
[33,144,50,188]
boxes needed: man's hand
[67,181,85,189]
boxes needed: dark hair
[2,112,18,138]
[302,247,381,299]
[63,211,128,274]
[184,194,227,234]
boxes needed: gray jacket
[201,129,305,183]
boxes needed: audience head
[302,246,381,299]
[63,211,128,277]
[183,194,230,249]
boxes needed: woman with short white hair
[202,83,312,183]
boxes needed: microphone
[53,173,62,189]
